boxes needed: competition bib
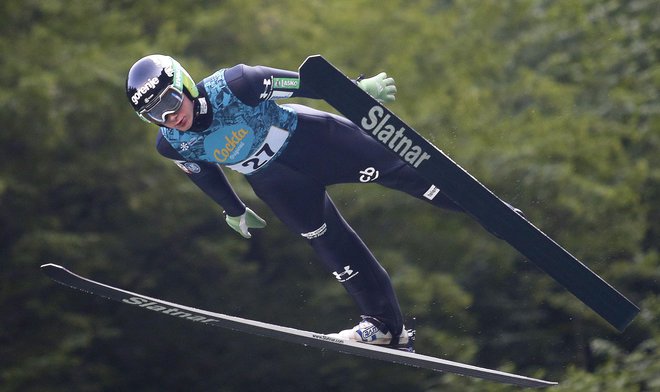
[225,126,289,174]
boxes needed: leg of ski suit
[247,104,462,334]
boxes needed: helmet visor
[139,85,184,124]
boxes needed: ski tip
[302,54,324,63]
[299,54,330,73]
[40,263,70,280]
[41,263,64,271]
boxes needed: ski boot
[327,316,416,352]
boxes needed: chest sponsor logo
[210,128,252,163]
[176,135,202,153]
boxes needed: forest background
[1,0,658,391]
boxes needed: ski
[298,55,639,332]
[42,263,556,388]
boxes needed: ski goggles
[138,85,184,124]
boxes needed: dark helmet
[125,54,199,124]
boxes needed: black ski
[298,55,639,332]
[42,263,556,388]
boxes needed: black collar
[189,83,213,131]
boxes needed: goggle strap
[171,57,198,98]
[136,111,152,124]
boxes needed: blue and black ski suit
[156,63,462,335]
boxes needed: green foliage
[1,0,658,390]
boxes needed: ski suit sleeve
[224,64,321,106]
[155,132,246,217]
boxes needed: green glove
[225,207,267,239]
[357,72,397,103]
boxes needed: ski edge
[41,263,557,388]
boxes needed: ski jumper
[156,64,462,334]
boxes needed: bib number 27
[241,143,275,172]
[226,126,289,174]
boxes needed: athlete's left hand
[357,72,397,103]
[225,207,267,239]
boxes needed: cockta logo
[213,129,250,162]
[131,77,160,105]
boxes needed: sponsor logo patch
[174,161,202,174]
[359,167,380,183]
[357,324,380,342]
[333,265,359,283]
[131,77,160,105]
[424,185,440,200]
[273,78,300,89]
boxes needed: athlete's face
[162,95,194,131]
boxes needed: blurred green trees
[1,0,657,390]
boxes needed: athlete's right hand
[225,207,267,239]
